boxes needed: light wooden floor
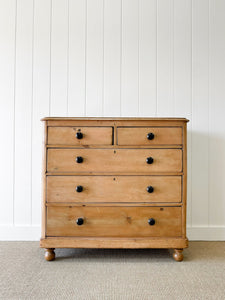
[0,241,224,299]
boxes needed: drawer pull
[146,157,154,164]
[76,185,83,193]
[147,132,154,140]
[148,218,155,226]
[147,186,154,193]
[76,218,84,226]
[76,132,83,139]
[76,156,83,163]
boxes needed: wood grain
[40,237,189,249]
[46,206,182,237]
[47,175,182,203]
[48,126,113,145]
[47,148,182,173]
[117,127,182,145]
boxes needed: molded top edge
[41,117,189,122]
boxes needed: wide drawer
[48,126,113,145]
[47,176,182,203]
[47,149,182,173]
[117,127,182,145]
[46,206,182,237]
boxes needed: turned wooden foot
[173,249,183,262]
[45,248,55,261]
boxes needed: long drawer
[47,176,182,203]
[47,149,182,173]
[46,206,182,237]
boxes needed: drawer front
[46,206,182,237]
[48,126,113,145]
[47,176,181,203]
[117,127,182,145]
[47,149,182,173]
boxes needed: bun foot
[173,249,183,262]
[45,248,55,261]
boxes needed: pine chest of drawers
[40,117,189,261]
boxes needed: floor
[0,242,224,300]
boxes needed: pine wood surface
[117,127,182,145]
[40,117,188,261]
[48,126,113,145]
[47,148,182,173]
[47,175,182,203]
[46,206,182,237]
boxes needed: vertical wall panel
[191,0,209,226]
[139,0,157,116]
[103,0,121,116]
[31,0,51,225]
[1,0,225,240]
[121,0,139,116]
[50,0,68,116]
[209,0,225,226]
[173,0,192,226]
[86,0,104,116]
[0,0,16,225]
[174,0,192,117]
[14,0,33,225]
[157,0,174,116]
[67,0,86,116]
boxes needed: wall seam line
[49,0,52,116]
[156,0,158,116]
[102,0,105,116]
[84,0,87,116]
[66,0,70,116]
[120,0,123,116]
[13,0,18,226]
[30,0,35,226]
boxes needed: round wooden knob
[147,133,154,140]
[76,218,84,226]
[76,156,83,163]
[76,185,83,193]
[148,218,155,226]
[146,157,154,164]
[147,186,154,193]
[76,132,83,139]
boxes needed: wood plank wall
[0,0,225,240]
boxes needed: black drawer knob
[76,218,84,226]
[76,156,83,163]
[146,157,154,164]
[147,133,154,140]
[148,218,155,226]
[147,186,154,193]
[76,132,83,139]
[76,185,83,193]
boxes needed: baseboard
[0,225,225,241]
[0,225,41,241]
[187,227,225,241]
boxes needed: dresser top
[41,117,189,122]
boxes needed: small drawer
[48,126,113,145]
[46,206,182,237]
[117,127,182,145]
[47,176,182,203]
[47,149,182,173]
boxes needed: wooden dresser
[40,117,189,261]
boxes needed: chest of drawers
[40,117,189,261]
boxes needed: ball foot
[173,249,183,262]
[45,248,55,261]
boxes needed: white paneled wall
[0,0,225,240]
